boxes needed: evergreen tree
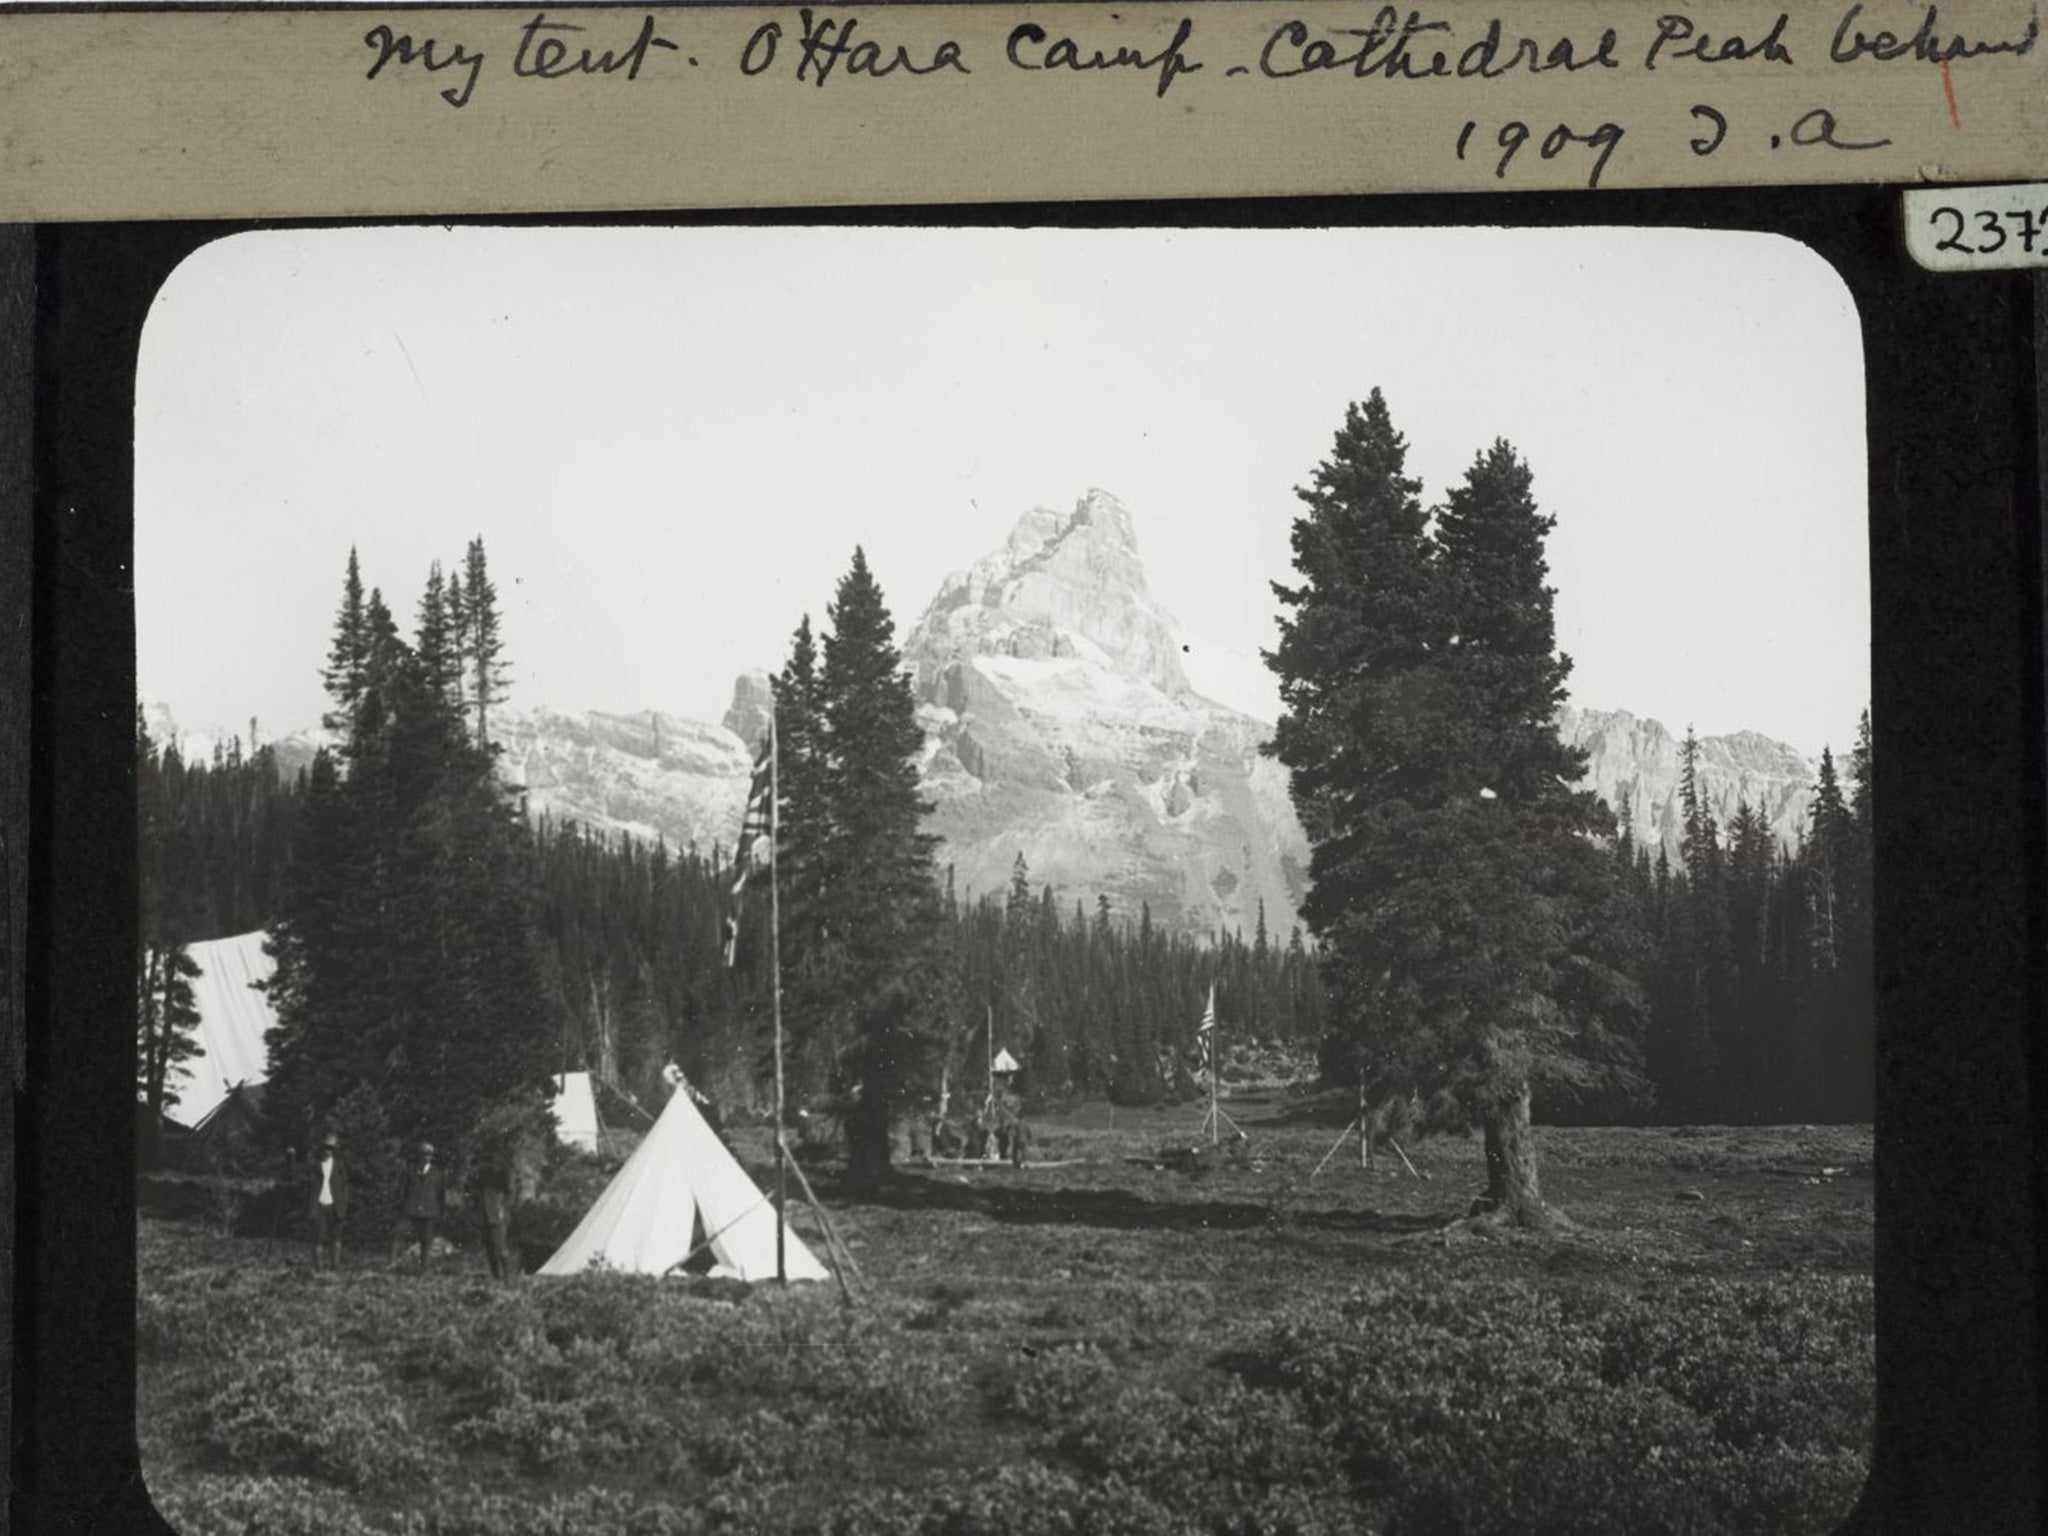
[445,569,470,715]
[137,940,202,1117]
[1668,727,1730,1118]
[1798,742,1873,1119]
[1268,390,1434,1092]
[815,549,947,1177]
[1806,747,1850,974]
[1007,852,1033,919]
[1839,715,1877,1121]
[1269,409,1636,1227]
[1848,709,1874,834]
[771,614,833,1100]
[415,562,462,711]
[264,551,554,1160]
[461,538,509,749]
[1723,800,1781,1115]
[321,548,370,738]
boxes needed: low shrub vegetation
[143,1119,1873,1536]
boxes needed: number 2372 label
[1904,185,2048,274]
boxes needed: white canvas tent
[552,1071,602,1153]
[165,930,276,1129]
[539,1081,829,1282]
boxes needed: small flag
[723,739,774,967]
[1196,983,1217,1074]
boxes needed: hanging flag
[722,738,774,967]
[1196,983,1217,1074]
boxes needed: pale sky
[136,225,1869,758]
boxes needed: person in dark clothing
[474,1162,516,1281]
[394,1141,450,1274]
[307,1134,349,1271]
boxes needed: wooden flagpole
[1196,991,1212,1146]
[771,708,786,1288]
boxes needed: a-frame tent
[538,1080,829,1282]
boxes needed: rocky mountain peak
[901,491,1305,940]
[723,670,775,753]
[906,490,1189,698]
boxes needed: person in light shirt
[307,1133,349,1272]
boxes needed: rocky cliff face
[498,706,754,853]
[1559,705,1816,858]
[905,491,1310,939]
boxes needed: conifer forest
[136,386,1878,1536]
[138,404,1873,1169]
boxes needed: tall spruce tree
[816,549,946,1177]
[770,614,834,1101]
[136,707,191,1112]
[264,549,553,1158]
[1839,712,1877,1120]
[1667,727,1730,1118]
[322,549,371,738]
[137,940,202,1118]
[1269,406,1634,1227]
[1799,742,1874,1118]
[461,538,508,750]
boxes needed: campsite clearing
[139,1108,1873,1536]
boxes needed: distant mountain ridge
[1561,705,1817,859]
[149,490,1833,938]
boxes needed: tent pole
[1388,1137,1427,1182]
[1359,1071,1371,1172]
[1310,1118,1358,1180]
[785,1145,860,1304]
[771,707,786,1288]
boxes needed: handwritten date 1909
[1456,117,1623,189]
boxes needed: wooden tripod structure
[1310,1072,1427,1182]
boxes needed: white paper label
[1904,184,2048,273]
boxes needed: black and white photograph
[130,224,1876,1535]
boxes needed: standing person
[394,1140,449,1275]
[306,1133,348,1272]
[474,1161,516,1281]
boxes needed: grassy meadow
[140,1100,1873,1536]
